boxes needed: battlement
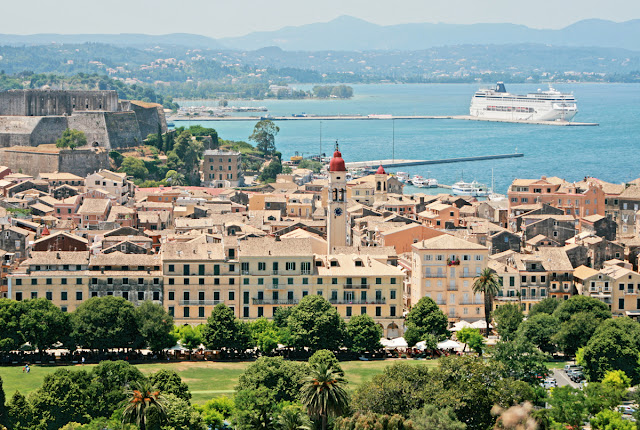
[0,90,119,116]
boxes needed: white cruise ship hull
[469,83,578,122]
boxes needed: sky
[4,0,640,38]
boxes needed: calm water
[177,83,640,193]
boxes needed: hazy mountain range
[2,16,640,52]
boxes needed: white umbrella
[415,340,427,350]
[437,339,462,350]
[386,337,408,348]
[450,320,473,332]
[167,343,189,351]
[380,338,392,347]
[471,320,493,329]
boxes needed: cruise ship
[469,82,578,122]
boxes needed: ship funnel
[495,82,506,93]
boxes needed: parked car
[542,378,557,389]
[564,364,582,373]
[619,405,637,415]
[570,371,585,382]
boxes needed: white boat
[470,82,578,122]
[452,180,490,197]
[396,172,409,183]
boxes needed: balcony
[343,283,370,289]
[461,300,485,305]
[241,270,250,275]
[301,269,311,275]
[330,299,386,305]
[625,290,636,295]
[436,300,446,305]
[424,273,446,278]
[272,270,279,275]
[447,286,458,291]
[180,300,224,306]
[252,299,298,305]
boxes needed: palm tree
[277,405,312,430]
[122,380,167,430]
[299,363,349,430]
[472,267,501,337]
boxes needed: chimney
[56,252,60,259]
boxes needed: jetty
[168,114,598,126]
[344,153,524,169]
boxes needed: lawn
[0,359,438,405]
[0,357,557,405]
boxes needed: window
[346,306,352,317]
[168,264,175,272]
[199,278,205,285]
[390,290,396,300]
[122,292,129,300]
[619,298,625,309]
[184,307,190,318]
[61,291,68,301]
[61,278,67,285]
[424,255,432,261]
[15,292,22,301]
[15,279,22,286]
[31,279,37,285]
[168,306,174,316]
[390,306,396,317]
[199,264,205,275]
[376,278,382,284]
[243,306,250,317]
[361,306,367,315]
[258,262,266,271]
[390,278,396,285]
[286,262,296,271]
[376,306,381,316]
[228,291,235,301]
[46,291,52,300]
[76,291,83,301]
[258,307,264,317]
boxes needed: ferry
[452,180,490,197]
[470,82,578,122]
[411,174,438,188]
[395,172,410,183]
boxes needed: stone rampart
[0,146,109,177]
[0,90,119,116]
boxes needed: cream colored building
[411,234,489,323]
[576,260,640,318]
[162,241,239,325]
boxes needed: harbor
[344,153,524,169]
[168,114,599,126]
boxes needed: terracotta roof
[239,237,313,256]
[26,251,89,266]
[162,242,226,260]
[413,234,486,251]
[77,198,110,214]
[90,252,159,266]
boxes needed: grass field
[0,358,564,405]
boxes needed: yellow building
[162,242,239,325]
[411,234,489,323]
[576,260,640,318]
[9,251,90,312]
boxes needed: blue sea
[176,83,640,194]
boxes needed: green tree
[248,317,281,354]
[516,313,559,354]
[159,393,206,430]
[553,295,611,323]
[164,169,185,186]
[173,324,203,350]
[553,312,602,356]
[149,370,191,403]
[0,376,6,427]
[122,380,167,430]
[346,314,383,353]
[472,268,501,336]
[300,363,349,430]
[55,129,87,150]
[135,301,175,352]
[309,350,343,375]
[582,317,640,383]
[29,369,91,430]
[287,295,347,351]
[404,297,449,347]
[120,157,149,179]
[492,304,523,341]
[71,296,142,351]
[194,396,233,430]
[6,391,35,430]
[491,339,549,384]
[201,304,252,351]
[457,328,485,355]
[109,150,124,168]
[547,386,587,429]
[591,409,636,430]
[409,404,467,430]
[333,412,413,430]
[18,298,71,351]
[528,297,560,317]
[0,299,22,352]
[259,158,283,183]
[584,381,627,416]
[277,404,312,430]
[250,120,280,155]
[86,360,146,419]
[234,357,309,429]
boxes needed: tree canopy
[201,304,252,351]
[287,295,347,351]
[404,297,449,347]
[346,314,383,353]
[55,129,87,150]
[492,304,523,341]
[249,119,280,155]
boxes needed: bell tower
[327,143,348,253]
[374,164,387,202]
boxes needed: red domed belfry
[327,143,349,253]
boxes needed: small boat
[396,172,409,183]
[452,180,490,197]
[411,175,438,188]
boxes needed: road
[553,368,580,388]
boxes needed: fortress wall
[59,148,110,177]
[67,112,111,148]
[103,111,143,149]
[0,90,119,116]
[0,116,44,147]
[130,103,168,138]
[0,91,26,116]
[29,117,69,146]
[0,147,61,177]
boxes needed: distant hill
[220,16,640,51]
[0,33,223,49]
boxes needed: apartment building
[508,177,604,219]
[9,251,90,312]
[201,150,244,188]
[86,170,133,204]
[162,242,239,325]
[411,234,489,323]
[575,261,640,318]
